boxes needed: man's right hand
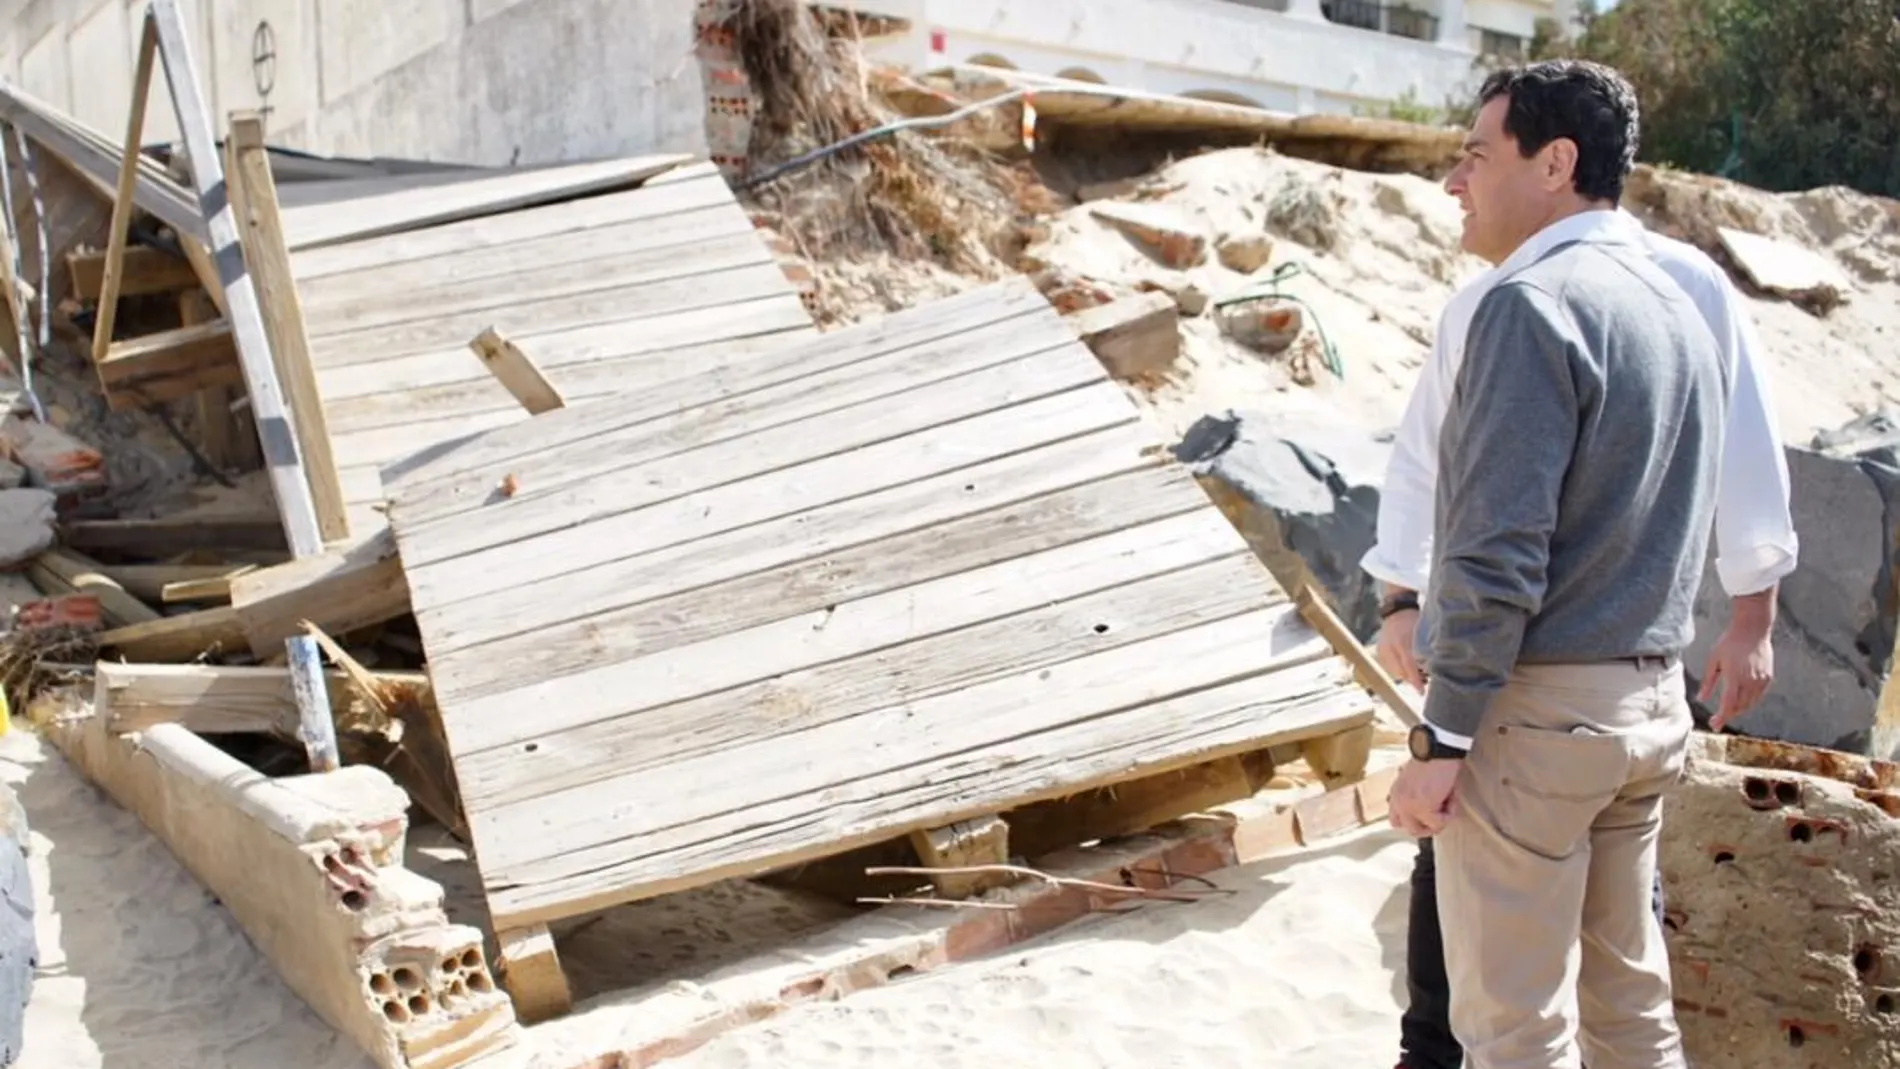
[1377,607,1427,693]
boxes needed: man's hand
[1388,757,1462,838]
[1700,589,1777,732]
[1377,606,1426,693]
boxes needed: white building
[0,0,1571,168]
[853,0,1577,116]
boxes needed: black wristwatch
[1408,723,1468,761]
[1380,590,1421,619]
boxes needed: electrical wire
[734,88,1031,192]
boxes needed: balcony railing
[1320,0,1441,42]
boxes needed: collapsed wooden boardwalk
[290,160,817,536]
[383,278,1376,1004]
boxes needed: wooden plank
[453,550,1276,814]
[177,288,247,472]
[494,925,571,1026]
[228,528,408,657]
[398,339,1118,592]
[160,567,253,603]
[908,817,1012,898]
[467,329,564,415]
[288,168,736,283]
[150,0,338,772]
[1299,722,1375,790]
[309,259,795,368]
[97,319,244,408]
[1292,584,1421,727]
[88,16,159,366]
[420,436,1189,704]
[59,516,288,556]
[93,661,426,735]
[486,633,1367,929]
[67,243,198,300]
[449,509,1246,794]
[277,154,692,252]
[97,604,246,662]
[97,563,249,603]
[27,548,162,628]
[321,311,809,433]
[227,111,348,543]
[381,283,1055,526]
[302,213,764,339]
[1004,754,1276,861]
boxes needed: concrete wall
[0,0,710,166]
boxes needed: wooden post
[468,328,566,415]
[148,0,338,773]
[226,111,348,542]
[89,16,158,364]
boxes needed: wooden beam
[907,815,1013,899]
[161,566,253,603]
[90,16,158,366]
[97,319,244,408]
[26,548,162,629]
[59,516,288,556]
[1006,752,1277,860]
[1294,585,1421,727]
[469,328,566,415]
[1298,722,1375,791]
[97,563,255,603]
[97,604,247,662]
[67,244,198,301]
[227,111,348,544]
[177,287,248,471]
[151,0,338,771]
[495,925,571,1025]
[228,528,409,657]
[93,661,429,735]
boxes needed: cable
[734,88,1031,192]
[1212,261,1345,380]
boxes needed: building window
[1320,0,1441,43]
[1478,29,1527,59]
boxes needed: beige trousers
[1435,660,1692,1069]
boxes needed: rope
[1212,261,1346,380]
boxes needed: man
[1380,61,1749,1069]
[1364,79,1798,1069]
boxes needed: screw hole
[525,742,539,753]
[1092,623,1109,635]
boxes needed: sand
[2,722,1419,1069]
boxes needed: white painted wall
[0,0,710,166]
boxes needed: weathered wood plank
[398,339,1116,589]
[444,507,1246,769]
[467,329,564,416]
[421,436,1191,702]
[308,259,796,369]
[96,604,246,662]
[59,516,288,556]
[97,319,246,409]
[67,243,198,300]
[288,168,734,282]
[94,661,425,735]
[305,223,768,341]
[228,528,408,657]
[455,550,1274,813]
[382,285,1058,528]
[485,632,1367,929]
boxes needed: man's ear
[1541,138,1579,193]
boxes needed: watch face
[1408,726,1433,761]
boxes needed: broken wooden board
[381,278,1375,934]
[292,161,816,537]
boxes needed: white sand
[1,730,377,1069]
[666,826,1416,1069]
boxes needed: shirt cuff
[1360,546,1428,595]
[1420,680,1492,746]
[1715,540,1799,597]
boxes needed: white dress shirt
[1362,208,1799,606]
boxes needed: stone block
[1067,291,1182,381]
[1089,201,1209,269]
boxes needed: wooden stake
[90,17,158,365]
[1294,584,1421,727]
[149,0,338,772]
[469,327,566,415]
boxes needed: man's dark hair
[1478,60,1640,204]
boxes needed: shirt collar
[1493,208,1639,278]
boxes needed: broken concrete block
[1662,733,1900,1068]
[1028,267,1114,315]
[1174,411,1390,642]
[1136,279,1209,316]
[0,489,55,569]
[0,415,105,506]
[1217,232,1275,274]
[1718,226,1853,310]
[1068,291,1182,380]
[1218,298,1305,354]
[1089,201,1209,268]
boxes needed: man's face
[1444,95,1555,265]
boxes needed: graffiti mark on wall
[251,20,276,126]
